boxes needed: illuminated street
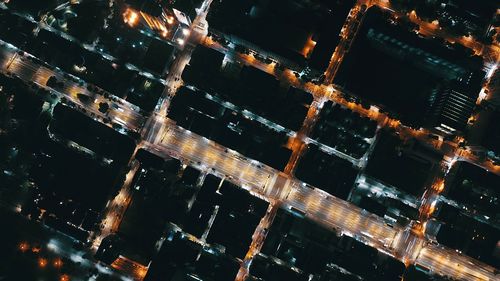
[2,26,500,281]
[0,0,499,280]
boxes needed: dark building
[335,7,485,129]
[427,72,483,134]
[207,0,354,72]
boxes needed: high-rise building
[427,72,483,134]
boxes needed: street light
[18,242,29,252]
[38,258,48,268]
[53,258,63,268]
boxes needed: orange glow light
[137,266,148,278]
[428,204,435,215]
[123,9,139,27]
[38,258,48,268]
[19,242,29,252]
[301,35,317,58]
[32,245,41,253]
[53,258,63,268]
[60,274,70,281]
[433,179,445,193]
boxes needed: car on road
[77,93,91,104]
[46,76,64,89]
[254,53,266,62]
[275,63,285,71]
[235,44,250,55]
[264,57,273,64]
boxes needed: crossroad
[324,0,368,84]
[146,111,499,281]
[0,41,146,133]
